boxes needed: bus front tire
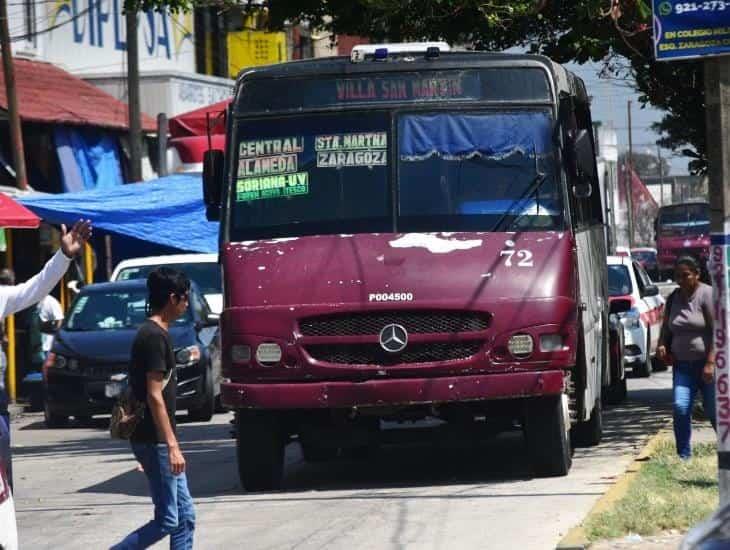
[572,397,603,447]
[525,395,572,477]
[236,410,285,492]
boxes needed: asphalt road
[11,371,674,550]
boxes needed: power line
[10,5,91,42]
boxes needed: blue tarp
[19,174,218,253]
[54,127,124,192]
[399,112,553,160]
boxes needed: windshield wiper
[490,168,546,232]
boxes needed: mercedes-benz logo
[379,324,408,353]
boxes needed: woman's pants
[673,360,717,459]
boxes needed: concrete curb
[555,427,671,550]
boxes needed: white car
[608,255,665,377]
[110,254,222,314]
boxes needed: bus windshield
[658,203,709,236]
[229,109,562,240]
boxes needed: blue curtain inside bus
[398,112,553,161]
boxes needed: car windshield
[116,262,221,295]
[229,109,561,239]
[631,250,655,262]
[65,289,192,331]
[608,265,633,297]
[658,203,709,236]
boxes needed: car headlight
[507,334,533,358]
[620,308,641,329]
[175,345,201,367]
[48,355,78,370]
[256,343,282,366]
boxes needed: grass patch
[584,436,718,541]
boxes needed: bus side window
[574,102,602,227]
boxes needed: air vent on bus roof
[351,42,451,63]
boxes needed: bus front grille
[299,311,490,337]
[304,341,482,366]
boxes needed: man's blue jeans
[673,360,717,459]
[111,443,195,550]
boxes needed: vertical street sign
[653,0,730,61]
[710,231,730,502]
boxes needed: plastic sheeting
[54,127,124,192]
[19,174,219,253]
[399,112,553,161]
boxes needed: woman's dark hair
[147,267,191,312]
[675,255,701,274]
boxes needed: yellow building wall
[227,30,287,78]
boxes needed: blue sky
[566,60,691,176]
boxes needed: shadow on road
[53,381,676,499]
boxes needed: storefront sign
[653,1,730,60]
[45,0,195,73]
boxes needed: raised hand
[60,220,93,258]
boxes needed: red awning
[169,99,230,138]
[0,193,40,228]
[0,57,156,132]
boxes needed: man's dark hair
[675,255,701,274]
[147,267,190,312]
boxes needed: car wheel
[525,394,572,477]
[187,370,215,422]
[44,401,67,429]
[236,410,285,491]
[572,397,603,447]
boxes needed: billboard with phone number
[654,1,730,60]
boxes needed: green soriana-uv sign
[236,137,309,202]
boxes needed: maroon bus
[204,44,609,489]
[655,202,710,280]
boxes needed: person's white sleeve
[50,295,64,320]
[0,250,71,319]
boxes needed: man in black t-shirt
[112,268,195,550]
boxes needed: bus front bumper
[221,370,565,410]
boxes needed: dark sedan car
[43,280,221,427]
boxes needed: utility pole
[705,57,730,505]
[626,100,635,248]
[0,0,29,190]
[657,145,665,206]
[126,10,143,183]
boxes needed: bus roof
[232,51,586,110]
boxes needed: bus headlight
[539,334,564,352]
[507,334,533,358]
[256,343,282,366]
[231,344,252,363]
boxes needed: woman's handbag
[109,371,171,440]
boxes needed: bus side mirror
[571,129,594,199]
[203,150,224,221]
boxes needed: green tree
[132,0,704,172]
